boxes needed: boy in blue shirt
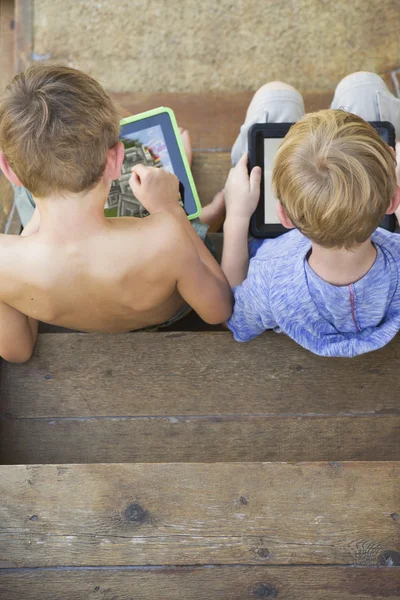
[222,73,400,357]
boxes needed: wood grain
[192,152,230,205]
[0,0,14,92]
[1,332,399,419]
[0,566,399,600]
[0,462,399,568]
[14,0,32,74]
[1,415,399,464]
[111,91,334,150]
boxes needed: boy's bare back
[1,214,195,333]
[0,65,232,362]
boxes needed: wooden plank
[0,0,15,92]
[0,463,398,568]
[1,415,399,464]
[0,566,399,600]
[1,333,399,419]
[14,0,32,74]
[111,91,334,150]
[192,151,230,206]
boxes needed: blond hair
[0,65,120,198]
[272,109,397,249]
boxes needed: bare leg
[179,127,193,166]
[178,126,225,231]
[199,190,225,232]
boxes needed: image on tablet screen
[105,125,183,218]
[264,138,282,224]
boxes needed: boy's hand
[224,153,261,222]
[129,165,181,215]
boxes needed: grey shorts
[231,72,400,165]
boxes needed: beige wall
[33,0,400,93]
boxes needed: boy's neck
[35,183,109,239]
[308,238,377,286]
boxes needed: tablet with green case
[105,107,201,220]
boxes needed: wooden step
[1,566,399,600]
[110,91,335,150]
[0,462,399,567]
[0,462,398,599]
[1,332,399,464]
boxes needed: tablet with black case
[105,107,201,220]
[249,120,396,238]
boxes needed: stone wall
[33,0,400,93]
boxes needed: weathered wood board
[0,566,399,600]
[1,414,399,464]
[1,332,399,463]
[0,462,399,568]
[2,333,399,418]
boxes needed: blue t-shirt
[227,228,400,357]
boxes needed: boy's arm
[0,208,41,362]
[221,154,261,288]
[164,209,233,323]
[0,302,38,363]
[173,223,233,324]
[129,165,233,323]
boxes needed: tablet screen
[106,124,182,218]
[264,138,282,224]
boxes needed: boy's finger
[250,166,262,194]
[233,152,250,180]
[235,152,249,173]
[132,164,150,179]
[129,171,140,189]
[238,152,248,166]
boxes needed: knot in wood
[125,503,147,523]
[256,547,271,559]
[251,583,279,597]
[379,550,400,567]
[390,513,399,521]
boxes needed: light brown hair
[272,109,397,249]
[0,65,120,197]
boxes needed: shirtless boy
[0,65,231,362]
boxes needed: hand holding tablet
[129,163,181,216]
[105,107,201,220]
[224,153,261,221]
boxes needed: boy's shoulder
[249,229,310,265]
[372,227,400,254]
[112,211,188,254]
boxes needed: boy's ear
[276,201,295,229]
[0,152,24,186]
[386,185,400,214]
[104,142,124,182]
